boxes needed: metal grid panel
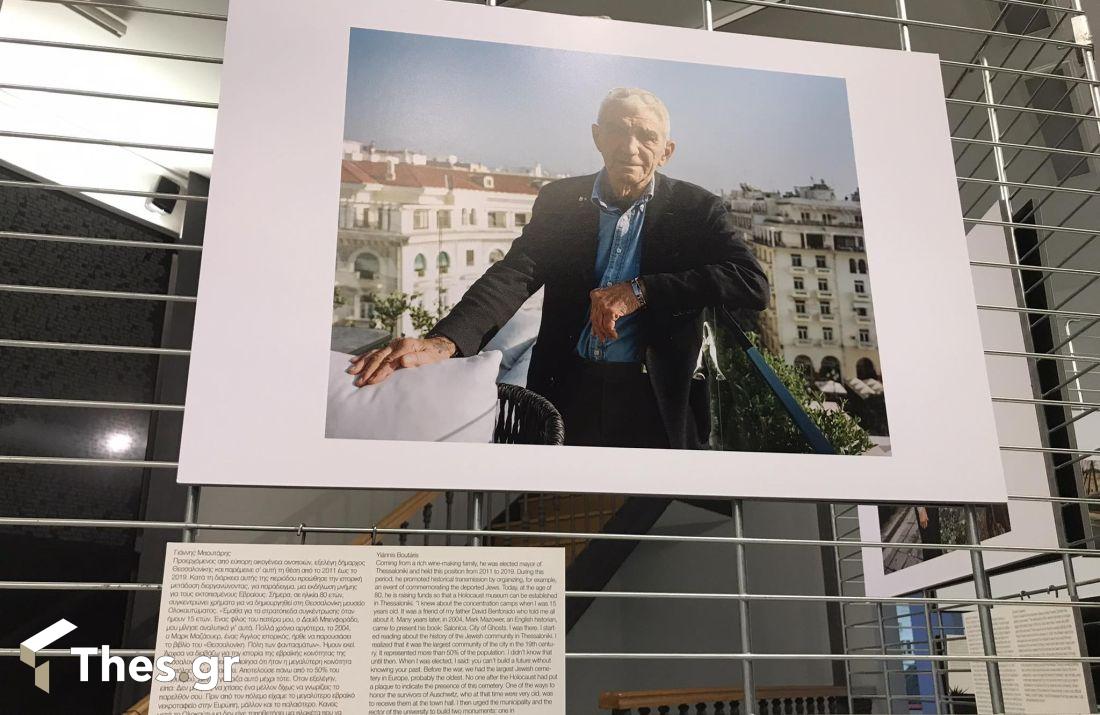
[2,1,1100,713]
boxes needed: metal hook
[372,525,378,545]
[297,522,306,544]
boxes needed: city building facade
[726,180,882,387]
[334,144,552,335]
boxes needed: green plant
[408,299,447,338]
[716,333,874,455]
[366,291,420,337]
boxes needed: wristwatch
[630,277,647,308]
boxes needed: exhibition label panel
[149,543,565,715]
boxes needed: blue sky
[344,29,859,197]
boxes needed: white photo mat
[178,0,1005,501]
[859,209,1061,597]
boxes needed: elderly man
[348,87,769,449]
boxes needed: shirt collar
[590,168,656,212]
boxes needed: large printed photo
[179,0,1005,499]
[327,29,891,455]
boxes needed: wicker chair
[493,383,565,445]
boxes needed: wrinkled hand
[589,281,642,342]
[346,336,456,387]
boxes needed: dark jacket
[429,171,769,449]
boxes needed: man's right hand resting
[346,336,457,387]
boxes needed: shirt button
[616,248,623,253]
[605,281,612,287]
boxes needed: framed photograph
[178,0,1004,501]
[859,208,1061,596]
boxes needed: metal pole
[445,491,454,546]
[1062,554,1099,712]
[980,57,1014,213]
[922,601,946,715]
[702,0,714,31]
[876,602,896,713]
[732,499,756,714]
[470,492,484,547]
[895,0,911,51]
[182,486,200,543]
[966,505,1006,714]
[830,505,857,713]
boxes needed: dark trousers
[553,357,670,449]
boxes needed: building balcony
[795,338,812,346]
[816,290,833,299]
[791,266,807,274]
[814,266,831,275]
[852,292,871,303]
[818,313,835,322]
[792,288,808,297]
[856,316,872,324]
[793,311,810,322]
[821,338,837,346]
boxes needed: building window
[849,258,857,273]
[413,253,426,278]
[835,235,861,251]
[515,212,528,227]
[855,280,866,294]
[437,210,452,229]
[818,278,828,291]
[815,255,827,269]
[823,327,834,341]
[466,249,475,266]
[413,210,429,230]
[461,208,469,225]
[800,211,812,223]
[797,325,809,340]
[488,248,505,264]
[795,299,806,314]
[793,277,804,291]
[437,252,450,275]
[489,211,507,228]
[859,329,871,343]
[823,213,834,225]
[858,259,867,274]
[358,296,374,321]
[855,214,863,225]
[469,209,478,226]
[805,233,824,249]
[820,301,831,315]
[856,306,869,317]
[791,254,803,267]
[354,253,380,280]
[482,176,494,189]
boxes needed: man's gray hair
[597,87,671,137]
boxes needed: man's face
[591,100,675,199]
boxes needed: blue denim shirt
[575,170,654,362]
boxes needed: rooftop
[341,160,544,195]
